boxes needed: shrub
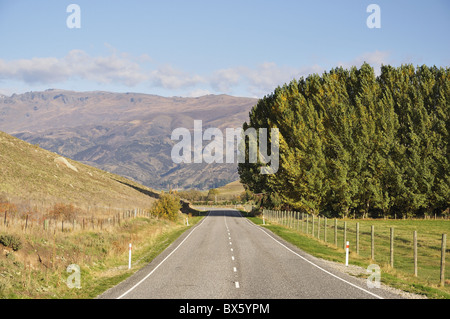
[151,193,181,221]
[0,234,22,251]
[0,194,18,217]
[48,203,77,221]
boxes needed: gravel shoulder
[318,259,428,299]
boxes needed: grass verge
[247,216,450,299]
[0,214,203,299]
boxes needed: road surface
[98,209,401,299]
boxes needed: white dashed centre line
[225,211,240,289]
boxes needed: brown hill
[0,130,158,210]
[0,90,257,190]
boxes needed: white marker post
[128,243,132,269]
[345,241,349,267]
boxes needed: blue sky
[0,0,449,98]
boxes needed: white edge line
[116,211,210,299]
[238,212,384,299]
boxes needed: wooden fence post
[334,219,338,247]
[390,227,395,268]
[290,211,293,229]
[289,211,292,228]
[306,215,309,235]
[312,215,315,237]
[356,222,360,255]
[317,216,320,239]
[301,213,304,233]
[324,217,327,243]
[371,225,375,261]
[343,221,347,249]
[413,231,418,277]
[440,234,447,287]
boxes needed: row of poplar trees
[238,63,449,219]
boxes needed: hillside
[0,130,158,211]
[0,89,258,190]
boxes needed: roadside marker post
[345,241,349,267]
[128,243,132,269]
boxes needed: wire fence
[1,207,153,234]
[263,209,449,288]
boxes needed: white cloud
[0,49,148,86]
[149,65,205,90]
[188,88,212,97]
[210,67,243,92]
[0,49,393,97]
[209,62,324,97]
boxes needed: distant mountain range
[0,89,257,190]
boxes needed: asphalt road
[98,209,402,299]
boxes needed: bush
[48,203,77,221]
[0,234,22,251]
[151,193,181,221]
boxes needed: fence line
[1,207,156,234]
[262,209,448,287]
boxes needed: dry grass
[0,130,159,210]
[0,211,198,299]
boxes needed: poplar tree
[238,63,450,218]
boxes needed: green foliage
[0,234,22,251]
[239,63,450,218]
[207,188,219,201]
[151,193,182,221]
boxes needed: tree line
[238,63,449,219]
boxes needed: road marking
[229,241,232,245]
[116,212,210,299]
[254,224,383,299]
[233,267,237,272]
[234,210,384,299]
[235,282,240,288]
[230,248,233,252]
[229,237,231,240]
[232,256,235,261]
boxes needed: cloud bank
[0,49,391,97]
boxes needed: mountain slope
[0,130,158,210]
[0,90,258,190]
